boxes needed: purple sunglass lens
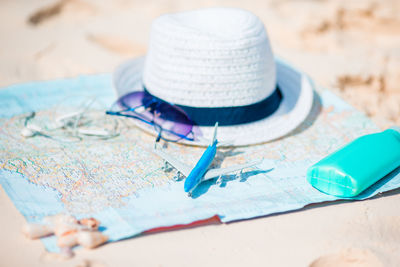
[114,91,152,120]
[116,91,145,110]
[112,91,194,141]
[151,101,194,141]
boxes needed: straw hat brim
[113,56,314,147]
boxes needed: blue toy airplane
[154,123,262,197]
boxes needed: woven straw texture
[143,8,276,108]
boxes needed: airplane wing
[203,159,262,180]
[153,148,192,177]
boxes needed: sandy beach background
[0,0,399,266]
[1,0,399,128]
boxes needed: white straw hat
[113,7,314,146]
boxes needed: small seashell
[57,231,79,248]
[77,231,108,249]
[54,223,80,237]
[43,214,78,226]
[22,223,53,239]
[78,218,100,230]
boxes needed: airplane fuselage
[184,140,217,195]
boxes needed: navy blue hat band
[143,86,283,126]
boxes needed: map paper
[1,74,399,252]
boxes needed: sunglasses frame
[106,93,195,143]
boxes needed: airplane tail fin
[211,122,218,145]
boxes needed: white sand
[0,0,399,266]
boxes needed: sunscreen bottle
[307,127,400,197]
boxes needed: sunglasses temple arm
[106,111,165,140]
[106,111,155,128]
[106,110,194,141]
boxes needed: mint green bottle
[307,127,400,197]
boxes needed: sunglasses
[106,91,195,142]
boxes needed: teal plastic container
[307,127,400,197]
